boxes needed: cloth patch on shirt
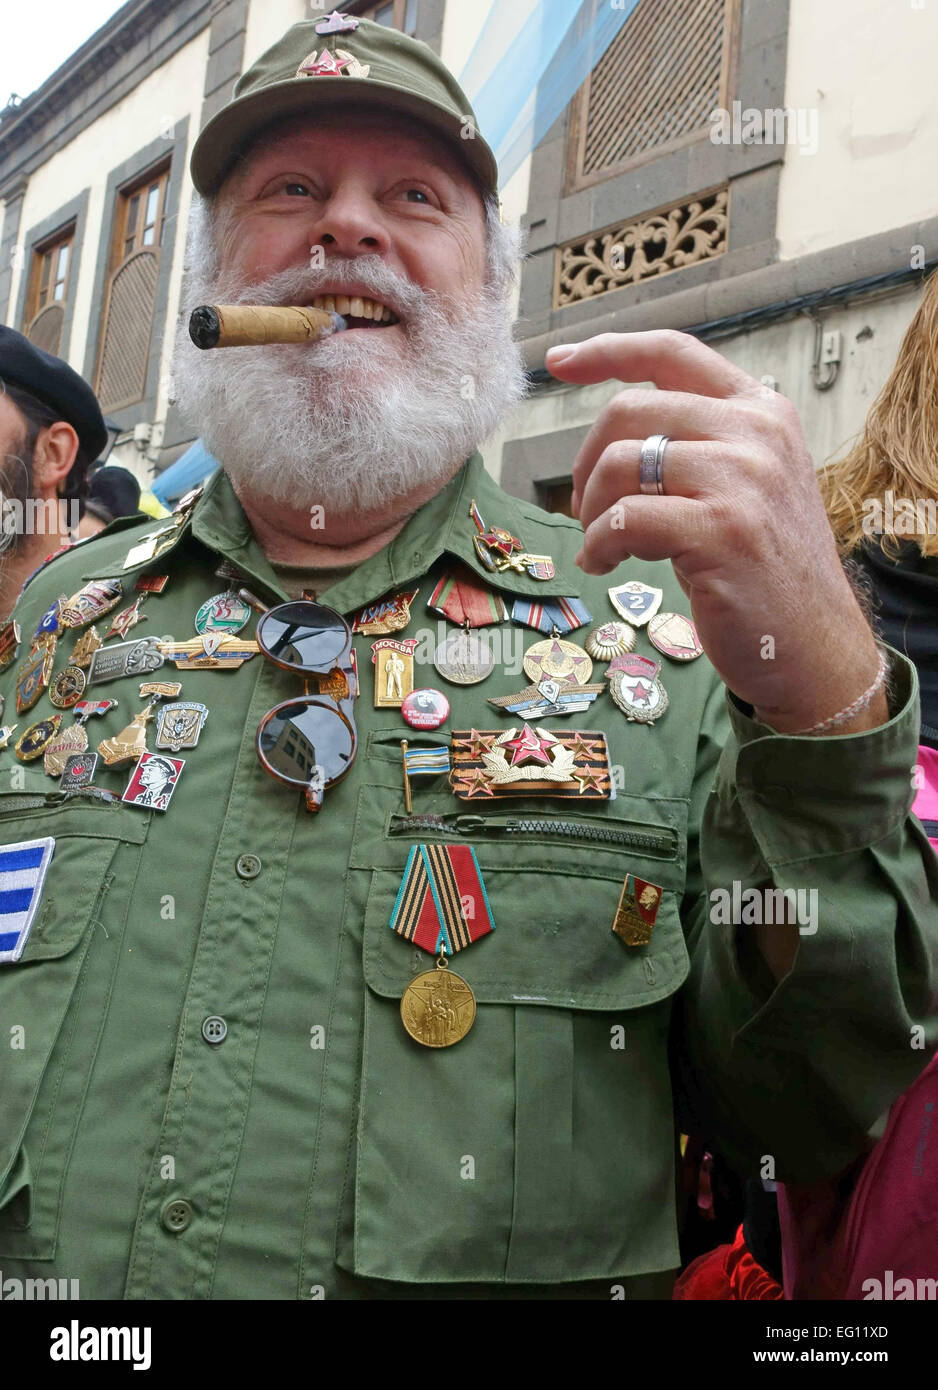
[389,843,495,955]
[0,836,55,963]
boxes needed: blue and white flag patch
[0,837,55,963]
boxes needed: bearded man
[0,17,934,1302]
[0,326,106,618]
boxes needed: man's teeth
[310,294,397,323]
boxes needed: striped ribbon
[389,843,496,955]
[428,569,508,627]
[511,595,591,634]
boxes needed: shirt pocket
[0,794,148,1259]
[342,729,691,1286]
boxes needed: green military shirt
[0,453,935,1299]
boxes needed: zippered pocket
[388,811,677,859]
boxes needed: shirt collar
[91,455,583,613]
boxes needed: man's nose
[310,190,392,258]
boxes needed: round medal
[401,688,450,730]
[647,612,704,661]
[522,636,593,686]
[195,591,252,637]
[49,665,87,709]
[400,962,476,1047]
[15,715,63,761]
[585,621,636,661]
[434,630,495,685]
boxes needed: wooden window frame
[24,223,75,327]
[565,0,740,195]
[94,159,170,411]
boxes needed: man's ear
[32,421,79,499]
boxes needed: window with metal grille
[567,0,738,192]
[95,163,169,413]
[23,225,74,355]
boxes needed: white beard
[173,253,528,512]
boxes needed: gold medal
[71,625,103,669]
[585,621,636,661]
[97,702,156,768]
[49,665,87,709]
[400,955,476,1048]
[43,722,89,778]
[15,715,63,762]
[522,636,593,686]
[15,639,56,714]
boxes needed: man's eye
[284,182,311,197]
[403,188,430,204]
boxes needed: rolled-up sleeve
[674,646,938,1179]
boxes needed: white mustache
[213,255,443,327]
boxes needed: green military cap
[190,15,498,199]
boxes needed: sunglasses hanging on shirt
[254,600,358,813]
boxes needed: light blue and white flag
[0,837,55,963]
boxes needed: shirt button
[201,1015,227,1045]
[236,854,262,879]
[161,1198,193,1234]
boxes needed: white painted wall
[777,0,938,260]
[243,0,308,69]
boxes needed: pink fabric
[778,1050,938,1299]
[913,744,938,849]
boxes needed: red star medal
[298,49,351,77]
[500,724,557,767]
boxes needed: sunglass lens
[257,601,351,672]
[257,697,356,790]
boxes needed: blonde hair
[818,268,938,560]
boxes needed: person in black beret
[78,465,142,538]
[0,324,107,616]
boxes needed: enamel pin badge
[43,722,89,778]
[315,9,360,34]
[59,579,123,629]
[608,581,663,628]
[351,590,419,636]
[487,676,605,720]
[608,653,669,724]
[612,875,663,947]
[0,621,21,672]
[49,666,87,710]
[372,638,418,707]
[647,612,704,662]
[15,641,56,714]
[88,637,164,685]
[450,725,611,800]
[469,500,555,582]
[155,702,209,752]
[122,752,185,811]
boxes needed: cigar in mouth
[188,304,348,349]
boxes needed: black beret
[84,465,142,525]
[0,324,108,461]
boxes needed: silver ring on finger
[639,434,669,496]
